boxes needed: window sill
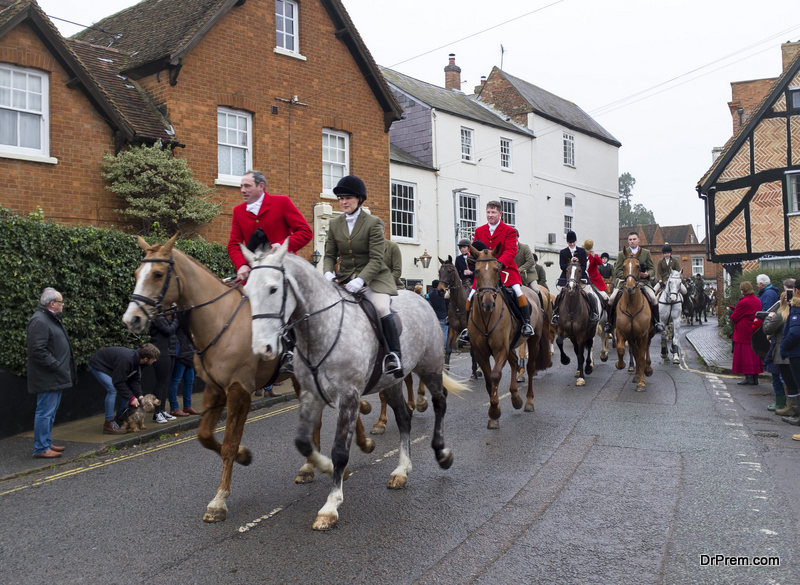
[215,178,241,187]
[320,192,338,201]
[788,212,800,217]
[563,163,576,169]
[461,159,476,165]
[391,237,418,245]
[501,168,513,173]
[274,47,307,61]
[0,151,57,165]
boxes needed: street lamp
[310,249,321,267]
[452,187,468,248]
[414,249,432,269]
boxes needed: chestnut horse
[469,245,552,429]
[614,255,655,390]
[437,257,481,380]
[121,235,375,523]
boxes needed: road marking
[371,434,429,463]
[237,507,283,533]
[0,404,300,497]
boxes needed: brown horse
[517,285,554,382]
[370,375,428,435]
[437,257,481,380]
[555,258,597,386]
[614,255,655,390]
[121,235,375,522]
[469,245,552,429]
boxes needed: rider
[383,236,404,290]
[597,252,613,281]
[461,201,534,339]
[654,245,686,302]
[514,230,536,288]
[550,231,599,324]
[455,238,474,284]
[603,231,665,334]
[584,239,609,308]
[227,170,312,374]
[322,175,404,378]
[532,253,549,291]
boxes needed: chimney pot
[444,53,462,90]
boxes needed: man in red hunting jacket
[227,170,313,281]
[462,200,533,338]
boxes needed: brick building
[0,0,402,251]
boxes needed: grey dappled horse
[242,242,463,531]
[658,269,684,365]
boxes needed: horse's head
[437,256,458,297]
[471,244,502,311]
[567,258,581,291]
[242,240,295,361]
[665,269,682,303]
[622,256,641,294]
[122,233,180,333]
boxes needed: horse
[614,255,655,390]
[121,235,376,523]
[554,258,599,386]
[706,287,717,316]
[469,244,552,429]
[437,257,481,380]
[682,287,694,326]
[370,375,428,436]
[242,242,464,530]
[658,269,683,365]
[693,285,708,323]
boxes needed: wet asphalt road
[1,323,799,585]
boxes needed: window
[500,199,516,227]
[217,107,252,181]
[461,127,474,162]
[790,88,800,110]
[0,64,49,158]
[458,193,478,240]
[391,181,416,241]
[500,137,512,170]
[788,172,800,213]
[692,257,704,277]
[563,131,575,167]
[564,193,574,235]
[322,129,349,193]
[275,0,298,53]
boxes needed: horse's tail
[535,316,553,371]
[442,372,470,397]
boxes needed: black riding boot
[551,294,562,325]
[458,300,472,343]
[279,329,295,375]
[603,299,616,333]
[588,298,599,323]
[520,302,533,336]
[652,305,665,333]
[381,314,404,378]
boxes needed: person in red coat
[730,280,764,385]
[227,170,313,281]
[463,200,533,338]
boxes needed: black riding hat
[566,230,577,243]
[600,252,609,259]
[458,238,471,248]
[662,244,672,253]
[333,175,367,201]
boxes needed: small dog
[119,394,161,432]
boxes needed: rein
[129,255,182,328]
[471,257,508,340]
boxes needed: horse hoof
[673,357,680,364]
[387,474,408,489]
[312,513,338,531]
[524,402,534,413]
[416,397,429,412]
[370,423,386,436]
[359,400,372,415]
[660,351,667,359]
[437,448,454,469]
[635,385,646,392]
[295,471,314,484]
[576,378,585,386]
[645,366,654,377]
[560,354,570,365]
[574,370,580,378]
[585,365,593,375]
[361,438,376,454]
[511,394,523,410]
[615,362,625,370]
[487,419,500,430]
[236,447,253,466]
[600,355,608,362]
[203,508,227,523]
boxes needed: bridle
[129,254,182,327]
[470,256,506,339]
[619,255,646,319]
[659,274,682,306]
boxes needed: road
[1,323,798,584]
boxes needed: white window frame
[322,129,349,195]
[788,171,800,214]
[500,137,512,170]
[0,64,52,162]
[390,180,417,242]
[692,257,704,277]
[461,127,474,163]
[216,107,252,185]
[564,193,574,235]
[563,131,575,167]
[275,0,299,54]
[458,192,478,240]
[500,198,516,227]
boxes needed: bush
[719,269,797,338]
[0,210,233,376]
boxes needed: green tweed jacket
[612,247,654,288]
[323,211,397,295]
[383,239,404,289]
[514,243,536,286]
[534,264,548,291]
[655,256,681,283]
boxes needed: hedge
[719,269,799,338]
[0,209,233,376]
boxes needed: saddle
[357,295,402,396]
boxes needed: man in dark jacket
[427,280,449,350]
[757,274,780,311]
[27,287,76,458]
[89,344,160,434]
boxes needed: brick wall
[728,78,776,135]
[477,68,531,127]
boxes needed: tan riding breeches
[363,287,391,318]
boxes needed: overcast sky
[37,0,800,241]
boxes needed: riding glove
[345,277,365,293]
[324,271,336,282]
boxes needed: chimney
[473,76,487,95]
[444,53,461,90]
[782,41,800,71]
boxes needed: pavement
[684,320,734,374]
[0,381,297,482]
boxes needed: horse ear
[680,267,684,275]
[492,243,502,258]
[439,257,447,265]
[239,243,257,266]
[469,245,479,258]
[137,236,151,252]
[448,255,453,264]
[272,239,290,263]
[163,232,179,254]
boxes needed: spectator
[763,286,795,414]
[427,280,448,350]
[779,279,800,429]
[730,281,763,385]
[150,311,179,423]
[414,284,424,295]
[89,344,160,434]
[756,274,780,310]
[167,312,200,416]
[27,287,76,458]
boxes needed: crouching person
[88,344,160,434]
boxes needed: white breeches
[469,284,523,301]
[363,287,391,317]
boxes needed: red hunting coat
[227,193,313,271]
[587,253,606,290]
[472,221,521,288]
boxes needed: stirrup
[603,322,613,333]
[521,323,533,337]
[279,351,294,375]
[458,328,470,343]
[550,312,559,325]
[383,352,403,378]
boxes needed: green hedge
[720,269,799,338]
[0,210,233,376]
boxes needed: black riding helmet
[566,230,577,243]
[600,252,609,259]
[458,238,471,248]
[333,175,367,205]
[662,244,672,254]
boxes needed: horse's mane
[148,243,226,283]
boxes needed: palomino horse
[694,285,709,323]
[555,258,600,386]
[121,235,376,523]
[615,255,655,390]
[469,245,552,429]
[243,242,463,530]
[437,257,481,380]
[658,269,684,365]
